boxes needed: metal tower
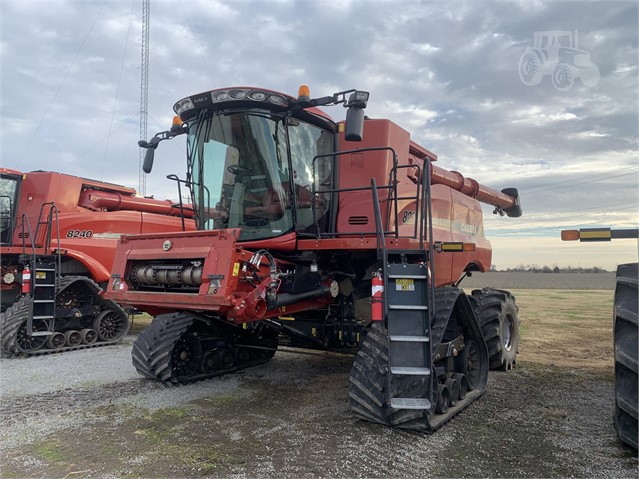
[139,0,150,196]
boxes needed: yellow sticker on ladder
[232,262,240,276]
[396,279,415,291]
[35,272,47,279]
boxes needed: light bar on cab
[173,88,291,118]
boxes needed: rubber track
[471,288,519,370]
[132,313,278,384]
[0,276,129,357]
[348,287,486,432]
[613,263,638,450]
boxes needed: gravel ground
[0,333,637,478]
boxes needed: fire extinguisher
[371,269,384,321]
[21,266,32,295]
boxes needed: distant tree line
[490,264,608,273]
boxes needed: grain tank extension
[106,86,523,431]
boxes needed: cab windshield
[187,111,334,241]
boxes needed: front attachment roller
[348,287,489,432]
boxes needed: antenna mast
[139,0,150,196]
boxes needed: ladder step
[33,300,55,303]
[388,304,428,310]
[390,335,429,343]
[34,268,56,272]
[390,398,431,410]
[390,367,431,375]
[31,331,54,336]
[387,274,428,279]
[33,284,55,287]
[33,315,55,320]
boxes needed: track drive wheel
[471,288,520,370]
[613,263,638,450]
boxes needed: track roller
[81,328,98,345]
[47,332,66,349]
[65,330,82,347]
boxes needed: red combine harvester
[106,86,522,430]
[0,169,194,356]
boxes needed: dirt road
[1,333,636,478]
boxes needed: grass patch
[129,313,153,334]
[33,440,64,463]
[512,289,615,372]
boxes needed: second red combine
[106,85,523,431]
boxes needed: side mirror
[142,148,155,173]
[345,107,364,142]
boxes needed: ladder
[384,251,433,409]
[370,177,434,411]
[20,203,61,337]
[28,256,57,337]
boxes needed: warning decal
[396,279,415,291]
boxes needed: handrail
[310,146,425,240]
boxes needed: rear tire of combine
[613,263,638,450]
[471,288,520,371]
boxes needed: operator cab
[187,105,335,240]
[141,86,368,243]
[0,170,21,245]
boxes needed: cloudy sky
[1,0,637,269]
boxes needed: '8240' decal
[66,229,93,238]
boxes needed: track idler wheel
[455,339,483,390]
[81,328,98,345]
[47,332,66,349]
[1,296,47,356]
[65,330,82,347]
[93,308,129,342]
